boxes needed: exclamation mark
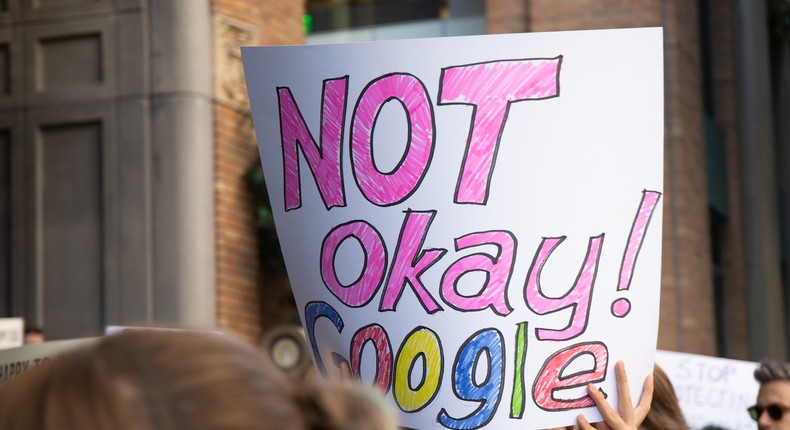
[612,190,662,318]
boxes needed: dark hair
[754,359,790,384]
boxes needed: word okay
[320,190,661,342]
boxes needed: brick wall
[212,0,305,342]
[660,0,717,355]
[486,0,719,355]
[520,0,662,31]
[486,0,530,33]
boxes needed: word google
[274,57,661,429]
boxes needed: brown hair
[754,358,790,384]
[0,330,396,430]
[640,364,690,430]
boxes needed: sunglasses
[748,404,790,421]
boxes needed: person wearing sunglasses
[749,359,790,429]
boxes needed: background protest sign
[655,350,759,430]
[242,27,664,429]
[0,318,23,350]
[0,337,98,385]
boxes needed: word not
[277,57,562,210]
[306,301,609,430]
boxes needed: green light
[303,14,313,34]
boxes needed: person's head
[23,326,44,344]
[751,359,790,430]
[0,330,396,430]
[640,364,689,430]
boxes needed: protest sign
[0,337,98,384]
[0,317,23,350]
[655,350,759,430]
[242,27,664,429]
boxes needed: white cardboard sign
[655,350,759,430]
[243,27,664,429]
[0,337,98,384]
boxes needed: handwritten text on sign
[655,350,759,430]
[242,28,664,429]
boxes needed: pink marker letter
[439,57,562,204]
[351,73,435,206]
[278,76,348,211]
[380,210,446,314]
[524,234,604,341]
[320,220,387,307]
[440,230,516,316]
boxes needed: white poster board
[0,317,23,350]
[655,350,759,430]
[243,27,664,429]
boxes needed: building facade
[0,0,303,343]
[1,0,788,363]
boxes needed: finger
[339,361,351,380]
[576,414,595,430]
[632,373,654,425]
[614,361,635,424]
[587,383,622,426]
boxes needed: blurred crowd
[0,328,788,430]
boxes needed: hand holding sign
[577,361,654,430]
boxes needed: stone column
[150,0,216,327]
